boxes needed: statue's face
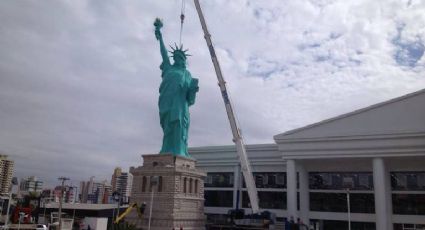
[173,52,186,66]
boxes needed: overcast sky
[1,0,424,188]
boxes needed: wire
[179,0,186,46]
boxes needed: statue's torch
[154,18,163,40]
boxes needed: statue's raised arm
[154,18,171,70]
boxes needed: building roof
[45,202,119,210]
[189,144,283,167]
[189,143,277,153]
[274,88,425,141]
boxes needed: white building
[190,89,425,230]
[116,172,133,204]
[111,167,122,192]
[0,155,14,195]
[19,176,43,194]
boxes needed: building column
[298,163,309,225]
[286,159,297,220]
[233,165,241,209]
[373,157,393,230]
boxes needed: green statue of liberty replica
[154,18,199,158]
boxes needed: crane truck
[194,1,277,229]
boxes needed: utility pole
[346,188,351,230]
[112,191,121,229]
[58,177,69,230]
[5,177,18,230]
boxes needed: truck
[193,1,277,228]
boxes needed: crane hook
[179,0,186,46]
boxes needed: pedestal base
[127,154,206,230]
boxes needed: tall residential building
[90,181,111,204]
[0,155,14,194]
[111,167,122,192]
[79,177,94,203]
[79,177,111,204]
[41,189,54,203]
[101,183,112,204]
[116,172,133,204]
[65,186,78,203]
[51,185,77,203]
[19,176,43,194]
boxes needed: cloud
[0,0,424,187]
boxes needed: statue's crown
[170,43,191,60]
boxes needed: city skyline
[16,167,129,190]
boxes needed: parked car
[36,224,48,230]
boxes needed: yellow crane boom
[114,203,146,224]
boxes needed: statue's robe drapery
[158,61,198,157]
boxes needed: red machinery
[12,206,33,224]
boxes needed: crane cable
[179,0,186,46]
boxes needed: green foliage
[28,191,40,198]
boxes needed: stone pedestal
[127,154,206,230]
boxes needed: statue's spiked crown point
[169,43,191,59]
